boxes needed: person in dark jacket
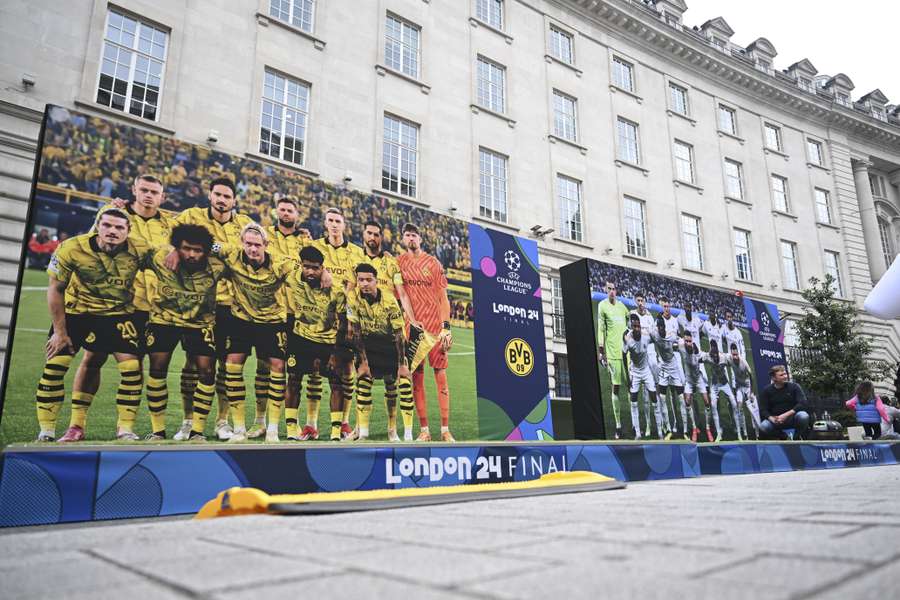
[758,365,810,440]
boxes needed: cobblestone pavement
[2,465,898,599]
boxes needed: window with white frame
[772,174,789,212]
[259,70,310,165]
[382,114,418,197]
[617,117,640,164]
[781,240,800,289]
[552,91,578,142]
[478,148,508,223]
[879,217,895,269]
[798,77,813,92]
[733,228,753,281]
[712,37,728,52]
[764,123,782,151]
[384,14,420,78]
[756,58,772,73]
[824,251,843,296]
[624,197,648,258]
[612,57,635,92]
[673,140,694,183]
[873,106,887,122]
[718,104,737,135]
[724,159,744,200]
[814,188,832,224]
[557,174,583,242]
[807,139,824,165]
[476,56,505,114]
[870,174,887,198]
[554,354,571,398]
[681,214,704,270]
[269,0,315,33]
[669,82,688,115]
[551,277,565,338]
[475,0,503,30]
[836,92,851,107]
[549,26,574,64]
[97,9,168,121]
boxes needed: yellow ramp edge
[196,471,619,519]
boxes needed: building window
[557,174,583,242]
[476,56,506,114]
[269,0,315,33]
[382,114,418,197]
[764,123,782,151]
[724,159,744,200]
[712,37,728,52]
[873,106,887,122]
[781,240,800,289]
[669,82,688,115]
[824,251,843,297]
[807,139,824,166]
[870,174,887,198]
[879,218,895,269]
[624,197,648,258]
[616,118,640,164]
[259,70,310,166]
[718,105,737,135]
[554,353,571,398]
[551,277,565,338]
[549,26,574,64]
[552,91,578,142]
[798,77,813,92]
[96,9,169,121]
[475,0,503,29]
[385,14,420,78]
[673,140,694,183]
[756,58,772,73]
[611,57,635,92]
[814,188,832,224]
[478,148,508,223]
[681,214,704,271]
[734,229,753,281]
[772,175,789,212]
[836,92,851,107]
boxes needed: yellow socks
[69,391,94,429]
[35,354,72,435]
[330,410,342,441]
[266,371,285,427]
[356,375,373,437]
[306,374,322,428]
[224,362,246,430]
[191,381,216,436]
[146,375,168,435]
[115,359,142,433]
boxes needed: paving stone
[212,572,473,600]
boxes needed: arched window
[878,217,895,269]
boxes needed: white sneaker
[387,428,400,442]
[215,420,233,441]
[247,422,267,439]
[227,428,247,443]
[265,427,279,443]
[403,430,413,442]
[116,429,140,441]
[36,431,56,442]
[173,420,192,441]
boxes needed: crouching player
[623,314,665,439]
[284,246,344,441]
[345,263,413,441]
[143,225,226,440]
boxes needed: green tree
[791,275,895,398]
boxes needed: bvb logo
[146,333,155,347]
[85,332,96,343]
[287,355,297,368]
[504,338,534,377]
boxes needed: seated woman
[845,381,889,440]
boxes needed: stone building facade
[0,0,898,396]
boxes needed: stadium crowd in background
[36,111,471,272]
[588,260,746,324]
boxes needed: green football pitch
[0,270,478,446]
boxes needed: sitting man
[758,365,811,440]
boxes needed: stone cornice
[565,0,900,150]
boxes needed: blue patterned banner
[469,224,552,440]
[743,298,787,385]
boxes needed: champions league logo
[495,249,532,295]
[760,312,771,332]
[504,250,521,273]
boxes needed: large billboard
[562,258,785,441]
[0,105,550,446]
